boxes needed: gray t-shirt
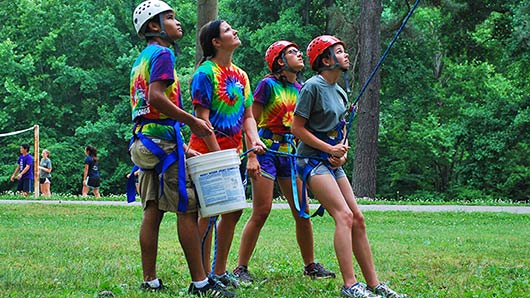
[39,158,52,179]
[294,75,348,156]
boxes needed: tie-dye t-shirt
[254,76,301,133]
[188,60,253,153]
[130,44,182,141]
[254,76,301,152]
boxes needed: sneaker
[341,282,381,298]
[303,262,336,279]
[211,271,239,289]
[233,265,254,285]
[188,278,236,297]
[369,283,407,298]
[139,278,167,292]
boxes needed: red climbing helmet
[265,40,299,71]
[306,35,345,71]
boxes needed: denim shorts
[296,158,346,181]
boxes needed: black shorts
[87,177,100,188]
[39,177,51,184]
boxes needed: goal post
[34,125,39,198]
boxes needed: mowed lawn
[0,203,528,297]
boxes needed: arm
[242,106,265,154]
[194,106,221,152]
[10,164,20,181]
[39,164,52,173]
[291,115,349,158]
[245,102,264,160]
[82,164,89,186]
[148,81,213,138]
[18,165,31,178]
[245,103,265,178]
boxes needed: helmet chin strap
[145,14,181,56]
[274,53,299,74]
[317,51,351,92]
[318,51,348,72]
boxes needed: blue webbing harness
[259,128,310,219]
[126,118,188,212]
[296,119,346,217]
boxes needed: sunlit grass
[0,203,528,297]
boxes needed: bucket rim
[186,148,239,162]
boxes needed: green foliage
[0,0,527,202]
[377,1,529,201]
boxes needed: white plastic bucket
[186,149,247,217]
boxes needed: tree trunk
[352,0,382,199]
[195,0,218,65]
[324,0,336,34]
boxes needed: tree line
[0,0,528,201]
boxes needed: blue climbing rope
[344,0,421,142]
[201,216,219,275]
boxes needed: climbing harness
[258,128,310,219]
[126,118,188,213]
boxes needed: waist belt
[259,128,309,218]
[259,128,293,143]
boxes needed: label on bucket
[197,166,244,206]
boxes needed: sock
[193,278,209,288]
[146,278,160,288]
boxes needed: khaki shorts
[130,138,198,213]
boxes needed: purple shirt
[18,154,34,180]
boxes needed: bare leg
[337,177,379,288]
[278,178,314,265]
[198,216,214,274]
[177,212,208,281]
[81,185,89,196]
[237,175,274,267]
[308,174,356,287]
[43,183,51,197]
[140,200,164,281]
[213,210,243,275]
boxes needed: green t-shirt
[294,75,348,156]
[39,158,52,179]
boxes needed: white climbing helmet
[133,0,173,37]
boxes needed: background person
[10,143,34,197]
[82,145,100,198]
[38,149,52,197]
[188,19,265,289]
[234,40,335,283]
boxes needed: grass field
[0,203,528,297]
